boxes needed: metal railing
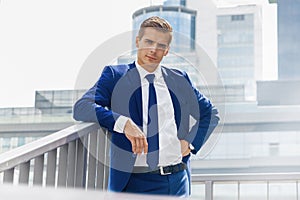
[1,122,300,200]
[0,122,110,189]
[192,173,300,200]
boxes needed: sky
[0,0,165,108]
[0,0,276,108]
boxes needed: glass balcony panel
[269,182,298,200]
[191,183,205,199]
[214,182,238,200]
[298,182,300,200]
[240,182,267,200]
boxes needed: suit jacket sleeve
[182,72,220,154]
[73,66,121,132]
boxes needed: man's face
[136,27,171,72]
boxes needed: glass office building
[132,0,196,52]
[163,0,186,6]
[216,5,263,100]
[217,14,254,85]
[257,0,300,106]
[125,0,207,88]
[217,6,262,84]
[0,90,84,154]
[278,0,300,80]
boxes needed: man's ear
[163,47,170,56]
[135,36,139,48]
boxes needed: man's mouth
[146,55,157,60]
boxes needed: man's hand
[124,119,148,154]
[180,140,191,157]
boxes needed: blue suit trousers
[122,169,189,197]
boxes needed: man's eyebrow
[158,42,167,46]
[144,38,153,42]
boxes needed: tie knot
[145,74,155,84]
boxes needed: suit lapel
[162,67,176,91]
[125,63,143,128]
[161,67,182,130]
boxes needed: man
[73,16,219,197]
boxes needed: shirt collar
[135,60,162,81]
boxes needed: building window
[231,15,245,21]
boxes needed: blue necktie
[145,74,159,169]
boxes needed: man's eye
[158,44,167,49]
[145,40,153,44]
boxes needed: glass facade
[163,0,186,6]
[217,14,254,85]
[203,130,300,160]
[278,0,300,80]
[0,136,39,154]
[35,90,85,114]
[0,89,85,154]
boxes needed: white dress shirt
[113,61,182,167]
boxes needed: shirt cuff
[113,115,129,133]
[189,143,195,151]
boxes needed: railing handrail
[0,122,99,171]
[192,172,300,182]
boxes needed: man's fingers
[180,140,189,154]
[182,148,191,156]
[131,137,136,153]
[124,119,148,154]
[143,137,148,154]
[127,134,148,154]
[136,136,148,154]
[135,137,141,153]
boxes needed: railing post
[57,144,68,187]
[19,161,30,185]
[205,180,213,200]
[3,168,14,184]
[87,131,98,189]
[33,155,44,186]
[96,129,108,190]
[267,181,270,200]
[296,181,299,200]
[103,131,110,190]
[83,136,88,188]
[67,140,76,187]
[46,149,57,186]
[75,136,88,188]
[238,181,240,200]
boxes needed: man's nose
[149,43,158,52]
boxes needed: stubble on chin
[141,62,159,72]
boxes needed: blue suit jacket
[73,62,219,192]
